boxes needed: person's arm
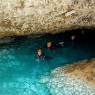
[58,42,64,46]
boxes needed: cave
[0,29,95,95]
[0,0,95,95]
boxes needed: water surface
[0,33,95,95]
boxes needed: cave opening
[0,29,95,45]
[0,29,95,95]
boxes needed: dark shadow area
[61,29,95,43]
[0,29,95,46]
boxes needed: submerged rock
[0,0,95,37]
[41,58,95,95]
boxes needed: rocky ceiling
[0,0,95,37]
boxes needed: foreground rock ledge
[41,58,95,95]
[54,58,95,84]
[0,0,95,37]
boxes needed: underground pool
[0,31,95,95]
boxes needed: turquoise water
[0,33,95,95]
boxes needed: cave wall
[0,0,95,37]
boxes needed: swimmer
[71,35,76,41]
[37,49,46,60]
[47,41,64,49]
[47,42,53,48]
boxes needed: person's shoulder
[50,45,56,49]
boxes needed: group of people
[36,30,85,60]
[37,35,76,60]
[37,41,64,60]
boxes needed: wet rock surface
[41,58,95,95]
[63,58,95,84]
[0,0,95,37]
[0,36,15,44]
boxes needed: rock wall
[0,0,95,37]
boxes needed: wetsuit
[48,42,64,49]
[37,53,46,60]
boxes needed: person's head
[71,35,75,41]
[37,49,43,56]
[47,42,52,48]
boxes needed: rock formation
[0,0,95,37]
[55,58,95,84]
[41,59,95,95]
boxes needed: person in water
[71,35,76,41]
[37,49,46,60]
[47,41,64,49]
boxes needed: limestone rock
[0,0,95,37]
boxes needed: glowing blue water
[0,34,95,95]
